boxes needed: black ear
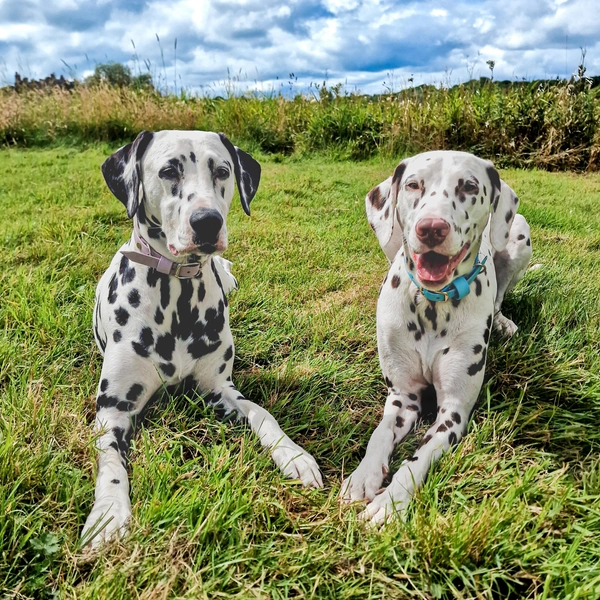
[101,131,154,218]
[218,133,261,216]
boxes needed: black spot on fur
[108,274,118,304]
[448,432,457,445]
[474,278,482,297]
[128,288,141,308]
[518,234,525,240]
[526,238,531,246]
[437,424,448,433]
[155,333,176,361]
[115,307,130,326]
[190,152,196,163]
[367,186,386,210]
[414,331,422,341]
[132,342,149,357]
[451,412,461,424]
[119,255,136,285]
[407,404,419,411]
[409,302,416,313]
[197,281,206,302]
[154,307,164,325]
[467,348,487,376]
[396,416,405,428]
[445,419,453,428]
[111,479,120,484]
[505,210,513,223]
[440,329,447,337]
[424,302,437,331]
[408,393,418,401]
[393,399,402,408]
[126,383,144,402]
[391,274,400,288]
[473,344,483,354]
[418,434,432,448]
[224,345,233,361]
[113,330,122,343]
[160,362,176,377]
[100,379,109,392]
[443,347,449,355]
[218,363,227,374]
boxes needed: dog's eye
[158,166,179,180]
[464,181,479,193]
[406,181,420,190]
[215,166,230,180]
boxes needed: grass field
[1,146,600,599]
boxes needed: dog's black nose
[189,209,223,243]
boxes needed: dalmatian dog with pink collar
[82,130,322,547]
[341,150,532,524]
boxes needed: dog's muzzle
[190,209,223,250]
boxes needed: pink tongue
[416,254,450,282]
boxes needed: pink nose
[415,218,450,246]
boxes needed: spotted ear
[218,133,261,216]
[365,159,408,262]
[101,131,154,218]
[487,164,519,251]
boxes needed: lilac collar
[120,219,204,279]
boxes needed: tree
[86,62,154,90]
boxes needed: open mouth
[412,244,470,287]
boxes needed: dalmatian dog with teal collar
[82,130,322,547]
[340,150,532,524]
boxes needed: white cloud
[1,0,598,93]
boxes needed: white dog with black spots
[83,130,322,547]
[341,150,532,524]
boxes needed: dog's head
[366,150,518,290]
[101,130,261,258]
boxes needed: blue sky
[1,0,598,95]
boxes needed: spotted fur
[343,150,532,524]
[83,131,322,548]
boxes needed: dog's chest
[377,257,496,377]
[97,253,230,379]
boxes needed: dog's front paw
[272,444,323,488]
[340,462,386,503]
[358,486,410,526]
[81,497,131,548]
[493,312,518,337]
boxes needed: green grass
[1,147,600,599]
[2,78,599,170]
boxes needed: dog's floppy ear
[101,131,154,218]
[218,133,261,216]
[365,159,408,262]
[487,163,518,251]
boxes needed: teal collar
[404,254,487,302]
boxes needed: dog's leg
[493,214,532,337]
[193,379,323,488]
[360,336,486,525]
[81,353,162,548]
[340,387,424,502]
